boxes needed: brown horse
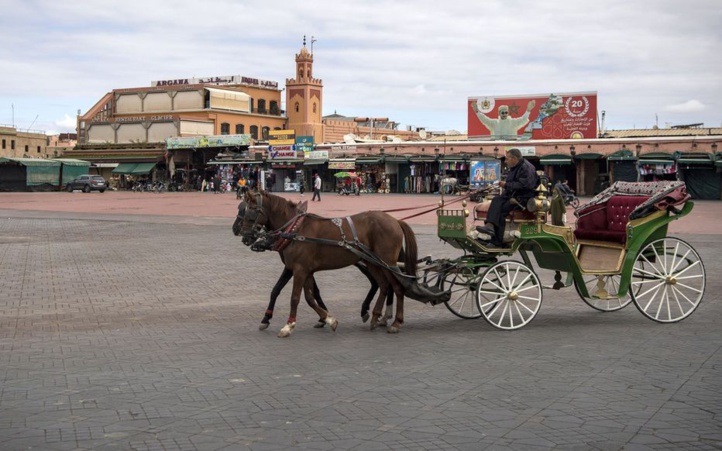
[239,190,418,337]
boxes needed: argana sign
[151,75,279,89]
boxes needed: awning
[409,156,437,163]
[52,158,90,166]
[112,163,139,174]
[384,156,410,163]
[675,153,712,165]
[303,159,328,166]
[355,156,383,164]
[205,87,250,112]
[540,154,573,165]
[607,150,637,161]
[206,160,262,165]
[0,157,60,167]
[438,156,469,162]
[112,162,157,175]
[574,152,603,160]
[639,159,675,165]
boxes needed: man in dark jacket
[476,148,538,248]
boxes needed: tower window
[257,99,266,114]
[313,103,317,114]
[295,102,300,113]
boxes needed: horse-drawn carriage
[234,178,705,336]
[424,179,705,329]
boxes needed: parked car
[66,175,107,193]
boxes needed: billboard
[468,92,597,140]
[470,160,501,189]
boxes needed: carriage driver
[476,148,538,248]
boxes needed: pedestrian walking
[312,173,322,201]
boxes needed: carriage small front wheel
[630,238,706,323]
[476,261,542,330]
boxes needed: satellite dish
[419,129,427,139]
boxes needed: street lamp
[570,145,576,156]
[493,146,499,159]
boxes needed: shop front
[606,149,638,183]
[675,152,719,200]
[355,155,385,193]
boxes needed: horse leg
[385,272,406,334]
[310,277,327,328]
[302,277,338,332]
[384,289,394,322]
[278,274,305,338]
[366,265,390,330]
[261,268,293,330]
[356,263,378,323]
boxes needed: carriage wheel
[630,238,705,323]
[476,261,542,330]
[574,274,634,312]
[439,266,483,319]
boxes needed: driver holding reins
[476,148,538,248]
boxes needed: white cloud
[55,115,78,132]
[664,100,706,114]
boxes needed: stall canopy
[0,157,61,190]
[54,158,91,185]
[606,149,637,161]
[638,152,675,165]
[540,154,573,165]
[674,152,713,165]
[303,159,328,166]
[355,156,384,164]
[112,162,157,175]
[574,152,603,160]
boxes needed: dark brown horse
[232,200,395,329]
[239,190,418,337]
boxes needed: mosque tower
[285,36,324,143]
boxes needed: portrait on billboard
[468,92,597,140]
[470,160,501,189]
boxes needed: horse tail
[398,220,418,276]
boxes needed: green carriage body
[432,181,704,329]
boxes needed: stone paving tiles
[0,208,720,450]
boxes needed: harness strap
[345,216,360,242]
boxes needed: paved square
[0,200,720,450]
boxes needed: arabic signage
[468,91,597,140]
[166,134,251,149]
[151,74,279,89]
[470,160,501,188]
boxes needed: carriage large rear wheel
[574,274,634,312]
[630,238,705,323]
[476,261,542,330]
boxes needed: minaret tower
[285,36,324,143]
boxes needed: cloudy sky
[1,0,720,136]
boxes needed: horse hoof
[370,318,378,330]
[361,313,370,323]
[259,323,269,331]
[378,317,388,327]
[313,321,326,328]
[387,326,400,334]
[327,316,339,331]
[278,322,295,337]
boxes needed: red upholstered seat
[574,196,649,244]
